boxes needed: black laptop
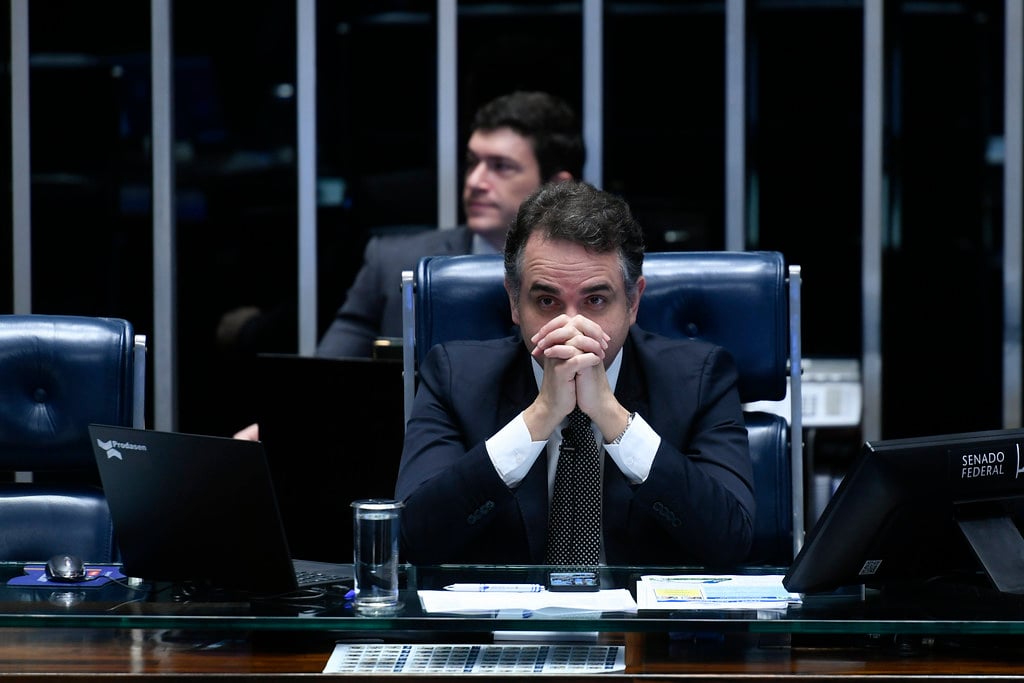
[89,424,350,597]
[251,353,406,563]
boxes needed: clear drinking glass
[351,498,404,613]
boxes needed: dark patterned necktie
[545,406,602,566]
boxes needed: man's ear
[548,170,573,184]
[505,279,521,325]
[629,276,647,324]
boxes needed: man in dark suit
[397,181,755,568]
[315,90,584,359]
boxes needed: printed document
[636,574,801,610]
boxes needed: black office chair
[401,251,803,565]
[0,314,147,562]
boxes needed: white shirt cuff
[486,412,547,487]
[604,412,659,484]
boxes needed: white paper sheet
[417,587,638,615]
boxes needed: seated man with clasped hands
[396,181,754,568]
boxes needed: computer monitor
[783,427,1024,595]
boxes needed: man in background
[315,90,585,358]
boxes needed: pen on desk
[443,583,546,593]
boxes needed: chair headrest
[0,315,137,470]
[415,251,789,403]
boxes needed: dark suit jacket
[316,227,474,358]
[396,327,755,568]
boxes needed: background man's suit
[317,227,474,358]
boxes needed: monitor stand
[957,515,1024,594]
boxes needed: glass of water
[351,498,404,613]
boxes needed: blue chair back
[0,488,118,562]
[0,314,147,562]
[402,251,802,565]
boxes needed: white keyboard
[324,643,625,675]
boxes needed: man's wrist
[608,411,635,445]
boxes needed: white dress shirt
[484,348,661,494]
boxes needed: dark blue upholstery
[0,314,142,563]
[633,252,788,403]
[0,487,117,562]
[744,413,792,564]
[0,315,137,470]
[406,251,797,565]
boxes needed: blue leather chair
[0,314,146,562]
[401,251,803,566]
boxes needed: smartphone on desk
[547,570,600,592]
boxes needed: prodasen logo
[95,438,148,460]
[96,439,121,460]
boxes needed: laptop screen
[89,424,302,595]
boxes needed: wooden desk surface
[3,627,1024,680]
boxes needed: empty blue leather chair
[0,314,146,562]
[401,251,802,566]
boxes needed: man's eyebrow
[528,282,559,295]
[581,282,614,295]
[528,282,614,296]
[481,154,516,165]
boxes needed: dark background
[0,1,1010,458]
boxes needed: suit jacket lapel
[615,332,649,417]
[497,346,552,563]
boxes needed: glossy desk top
[2,563,1022,636]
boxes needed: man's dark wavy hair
[470,91,585,181]
[504,180,645,307]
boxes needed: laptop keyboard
[293,559,352,588]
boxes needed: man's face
[510,233,641,368]
[462,128,543,246]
